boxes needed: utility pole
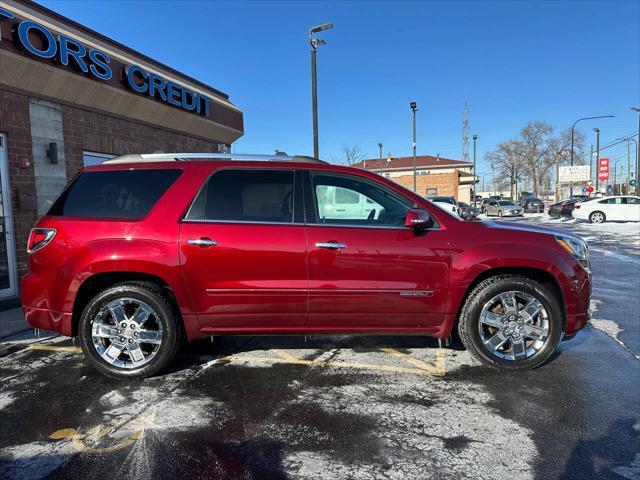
[590,144,594,186]
[472,134,478,207]
[594,128,601,193]
[378,143,383,175]
[627,139,631,193]
[632,107,640,194]
[491,163,496,195]
[410,101,418,192]
[556,149,561,201]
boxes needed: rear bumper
[23,306,72,336]
[21,272,73,336]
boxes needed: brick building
[0,0,243,305]
[352,155,475,201]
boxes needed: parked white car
[572,195,640,223]
[428,196,460,216]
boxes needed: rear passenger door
[179,168,308,331]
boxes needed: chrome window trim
[181,219,306,226]
[180,218,441,231]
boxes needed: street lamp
[472,134,478,207]
[570,115,614,195]
[410,101,418,192]
[632,107,640,193]
[309,22,334,159]
[378,142,383,175]
[594,128,601,193]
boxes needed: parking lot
[1,215,639,480]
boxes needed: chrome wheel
[478,291,550,361]
[91,298,163,369]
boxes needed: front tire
[498,210,503,217]
[589,211,606,223]
[458,275,562,371]
[78,282,181,379]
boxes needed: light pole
[632,107,640,193]
[472,134,478,207]
[627,138,638,192]
[309,23,334,159]
[570,115,614,196]
[410,102,418,192]
[594,128,601,193]
[378,142,383,175]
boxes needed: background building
[353,155,475,202]
[0,0,243,306]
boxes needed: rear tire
[78,282,181,379]
[589,211,606,223]
[458,275,562,371]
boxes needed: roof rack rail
[102,152,327,164]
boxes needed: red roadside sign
[598,158,610,181]
[587,185,594,194]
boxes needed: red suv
[21,153,591,378]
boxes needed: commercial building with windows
[353,155,475,202]
[0,0,243,305]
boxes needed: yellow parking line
[29,345,82,353]
[226,354,445,377]
[379,347,446,376]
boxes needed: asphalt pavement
[0,214,638,480]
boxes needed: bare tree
[489,122,587,198]
[485,139,524,199]
[341,145,365,166]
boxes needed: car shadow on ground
[166,334,456,376]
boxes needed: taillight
[574,205,581,209]
[27,228,56,254]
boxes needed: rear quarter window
[48,169,182,219]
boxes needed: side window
[312,173,412,226]
[605,197,624,204]
[626,197,639,204]
[186,170,294,223]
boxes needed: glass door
[0,134,17,298]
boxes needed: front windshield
[498,201,515,206]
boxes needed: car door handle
[316,241,347,250]
[187,238,218,247]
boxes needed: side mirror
[405,208,432,229]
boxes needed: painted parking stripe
[226,348,446,377]
[28,345,82,353]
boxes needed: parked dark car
[548,201,563,218]
[549,199,580,219]
[458,201,479,219]
[519,197,545,213]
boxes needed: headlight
[556,235,590,271]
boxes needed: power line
[573,131,638,161]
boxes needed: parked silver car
[485,200,523,217]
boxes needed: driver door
[304,171,450,329]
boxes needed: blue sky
[41,0,639,178]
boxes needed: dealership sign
[0,8,211,116]
[598,158,610,181]
[558,165,590,182]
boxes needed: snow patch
[0,391,15,411]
